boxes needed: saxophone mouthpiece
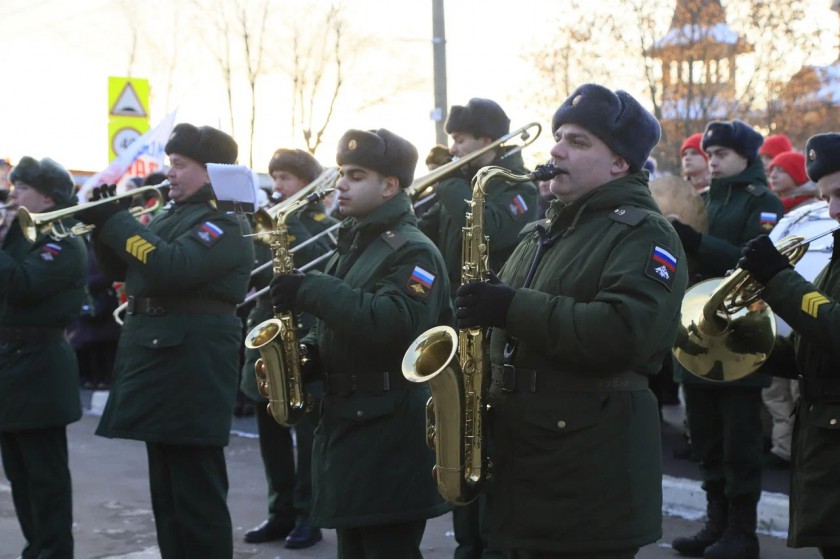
[306,188,336,204]
[531,164,561,182]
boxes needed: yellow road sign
[108,77,150,161]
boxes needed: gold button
[830,418,837,426]
[557,420,566,429]
[356,410,364,418]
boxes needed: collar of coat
[709,160,768,190]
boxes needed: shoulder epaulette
[609,205,648,226]
[381,230,408,251]
[744,183,768,197]
[519,218,550,237]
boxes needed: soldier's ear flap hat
[551,83,661,171]
[268,149,323,183]
[9,156,75,205]
[445,98,511,140]
[805,133,840,183]
[336,128,418,188]
[165,123,238,165]
[701,119,764,165]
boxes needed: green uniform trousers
[146,442,231,559]
[454,492,503,559]
[0,426,73,559]
[336,519,426,559]
[683,384,764,499]
[255,397,317,524]
[505,550,639,558]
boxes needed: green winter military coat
[0,212,86,431]
[296,191,453,528]
[760,230,840,548]
[92,186,254,446]
[418,149,538,295]
[485,172,688,553]
[241,204,337,402]
[676,161,784,388]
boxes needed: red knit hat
[759,134,793,158]
[769,151,808,186]
[680,133,707,160]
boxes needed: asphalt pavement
[0,391,822,559]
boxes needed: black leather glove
[454,272,516,329]
[670,218,702,253]
[738,235,791,284]
[77,184,130,227]
[269,270,306,313]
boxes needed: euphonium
[244,189,332,426]
[402,163,559,505]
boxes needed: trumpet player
[268,128,452,558]
[0,156,86,559]
[75,124,254,559]
[241,148,336,549]
[454,84,687,558]
[738,133,840,559]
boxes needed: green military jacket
[296,192,453,528]
[241,203,337,402]
[92,186,254,446]
[486,172,688,552]
[676,161,784,387]
[761,231,840,548]
[0,211,86,431]
[418,149,538,296]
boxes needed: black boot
[703,495,759,559]
[672,488,727,557]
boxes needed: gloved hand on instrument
[454,271,515,329]
[76,184,131,227]
[738,234,791,284]
[269,270,306,313]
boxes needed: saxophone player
[268,128,452,558]
[241,148,336,549]
[75,124,254,559]
[454,84,687,558]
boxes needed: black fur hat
[445,98,511,140]
[268,149,323,183]
[701,119,764,165]
[551,83,660,170]
[805,133,840,183]
[9,156,74,204]
[165,123,237,165]
[336,129,418,188]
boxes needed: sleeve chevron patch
[801,291,829,318]
[126,234,156,263]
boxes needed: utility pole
[431,0,448,145]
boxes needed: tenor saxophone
[401,164,558,505]
[244,189,332,426]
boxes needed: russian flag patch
[508,194,529,217]
[645,244,678,290]
[407,265,436,297]
[40,242,62,261]
[193,221,225,247]
[760,211,778,231]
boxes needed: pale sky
[2,0,837,175]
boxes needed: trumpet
[252,168,339,245]
[17,181,169,242]
[409,122,542,205]
[674,227,840,382]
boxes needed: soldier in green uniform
[418,97,537,559]
[0,157,86,559]
[269,128,452,558]
[739,132,840,559]
[669,120,784,559]
[242,148,336,549]
[455,83,687,558]
[419,98,538,298]
[76,124,254,559]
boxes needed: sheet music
[206,163,259,213]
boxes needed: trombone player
[241,148,336,549]
[75,123,254,559]
[739,133,840,559]
[0,156,86,559]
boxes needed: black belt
[799,375,840,402]
[126,296,236,316]
[491,364,649,393]
[0,326,65,343]
[324,371,411,395]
